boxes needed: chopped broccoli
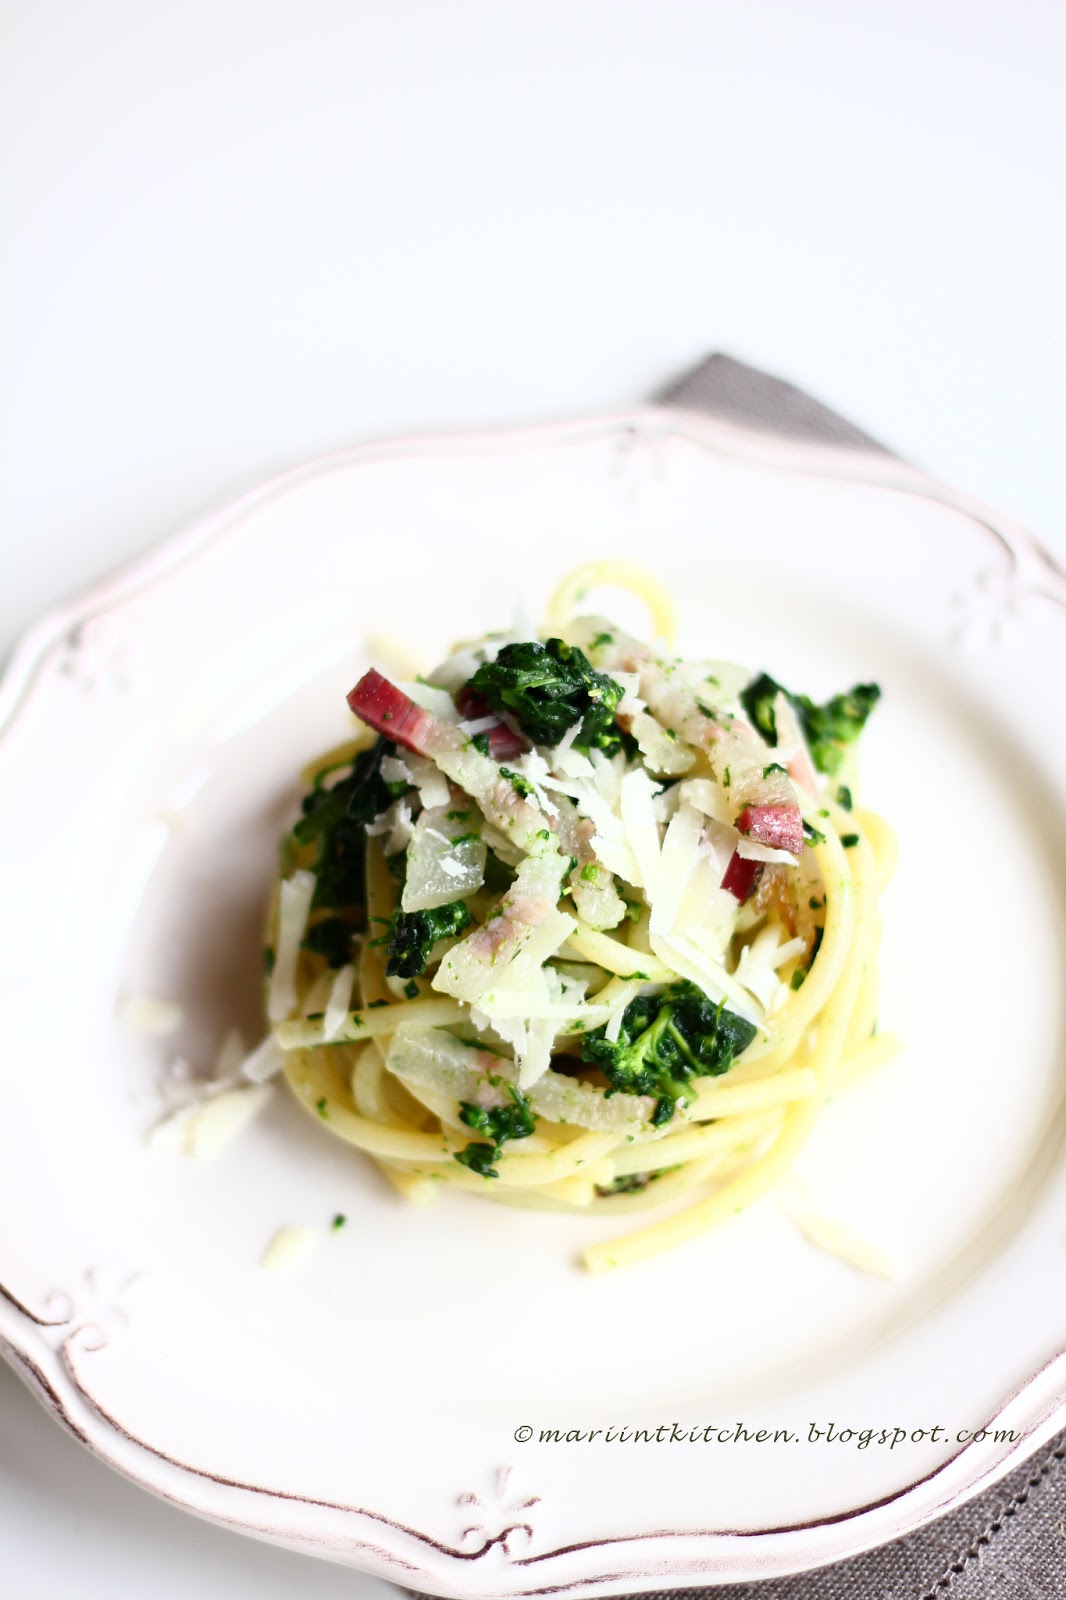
[302,915,354,968]
[466,638,623,753]
[594,1166,681,1196]
[790,926,823,990]
[292,738,410,916]
[580,981,757,1124]
[384,900,473,978]
[740,672,788,746]
[458,1093,536,1146]
[799,685,881,775]
[454,1082,536,1178]
[452,1141,500,1178]
[740,673,881,777]
[596,1172,652,1195]
[499,766,534,797]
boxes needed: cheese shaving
[649,929,761,1024]
[631,711,696,776]
[619,768,662,895]
[149,1084,273,1159]
[650,802,705,937]
[268,869,316,1023]
[365,797,414,856]
[241,1034,286,1083]
[737,838,800,865]
[397,681,461,720]
[260,1224,318,1272]
[382,751,451,811]
[322,963,356,1041]
[780,1185,896,1279]
[117,993,183,1037]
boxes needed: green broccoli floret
[581,981,757,1124]
[740,673,881,777]
[499,766,534,797]
[384,900,473,978]
[454,1083,537,1178]
[466,638,623,753]
[798,685,881,775]
[740,672,788,746]
[292,738,410,915]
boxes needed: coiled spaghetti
[265,566,896,1271]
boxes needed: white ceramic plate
[2,409,1065,1596]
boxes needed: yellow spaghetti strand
[276,995,466,1050]
[547,561,678,647]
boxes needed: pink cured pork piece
[347,670,567,1000]
[348,670,554,855]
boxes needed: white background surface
[1,2,1064,1596]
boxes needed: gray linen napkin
[615,1426,1066,1600]
[642,354,1066,1599]
[656,353,896,455]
